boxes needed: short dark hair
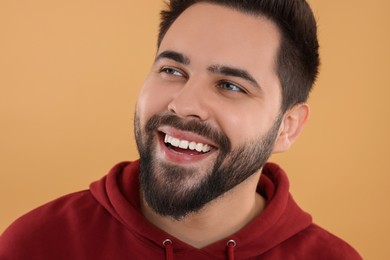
[158,0,320,112]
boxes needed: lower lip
[157,133,216,164]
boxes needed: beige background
[1,0,389,259]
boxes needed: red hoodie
[0,160,361,259]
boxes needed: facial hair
[134,112,282,220]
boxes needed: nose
[167,79,210,121]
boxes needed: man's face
[135,3,283,219]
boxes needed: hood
[90,160,312,259]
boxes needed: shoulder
[286,223,362,259]
[5,190,97,230]
[0,190,107,258]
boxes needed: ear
[272,103,310,153]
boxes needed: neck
[140,171,266,249]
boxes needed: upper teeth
[164,134,212,153]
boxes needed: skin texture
[135,3,309,248]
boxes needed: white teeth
[195,143,203,152]
[189,142,197,150]
[171,137,180,147]
[202,144,210,153]
[164,134,212,153]
[179,140,189,149]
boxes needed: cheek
[216,105,277,147]
[215,109,253,146]
[136,79,171,124]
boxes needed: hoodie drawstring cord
[227,240,236,260]
[163,239,174,260]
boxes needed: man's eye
[160,67,184,77]
[218,82,245,93]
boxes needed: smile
[164,134,212,153]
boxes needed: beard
[134,112,282,220]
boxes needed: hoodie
[0,160,361,259]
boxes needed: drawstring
[163,238,236,260]
[227,240,237,260]
[163,239,174,260]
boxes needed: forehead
[158,2,281,89]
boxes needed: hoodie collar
[90,160,312,258]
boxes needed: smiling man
[0,0,362,259]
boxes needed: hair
[157,0,320,112]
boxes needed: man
[0,0,361,259]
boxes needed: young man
[0,0,362,259]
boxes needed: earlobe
[272,103,310,153]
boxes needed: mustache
[145,113,231,152]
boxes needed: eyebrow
[155,50,190,65]
[208,65,261,89]
[155,50,261,90]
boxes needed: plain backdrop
[1,1,389,259]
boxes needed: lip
[156,127,218,164]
